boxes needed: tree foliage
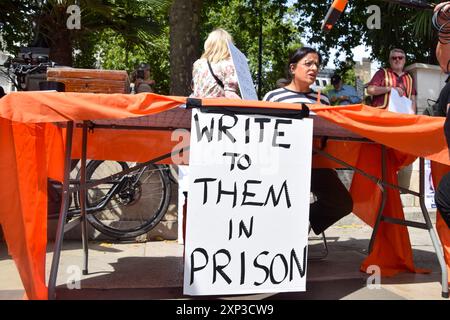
[294,0,439,70]
[76,0,171,93]
[0,0,443,96]
[202,0,303,96]
[0,1,170,64]
[0,1,40,54]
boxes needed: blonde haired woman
[191,28,241,99]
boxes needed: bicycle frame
[68,175,130,216]
[48,163,169,220]
[47,175,129,220]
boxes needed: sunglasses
[300,61,321,69]
[391,56,404,61]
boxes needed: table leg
[418,158,449,298]
[48,121,74,300]
[80,122,89,275]
[368,145,387,253]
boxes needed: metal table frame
[313,137,448,299]
[47,120,189,299]
[47,111,449,299]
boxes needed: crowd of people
[190,29,354,235]
[189,0,450,232]
[1,4,447,233]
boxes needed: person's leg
[435,172,450,228]
[309,168,353,235]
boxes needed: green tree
[201,0,302,97]
[0,1,41,54]
[95,27,170,94]
[293,0,440,68]
[0,0,170,66]
[2,0,441,97]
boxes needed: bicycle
[2,56,176,239]
[65,160,174,240]
[1,54,57,91]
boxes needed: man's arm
[346,86,362,103]
[367,85,391,96]
[366,69,395,96]
[330,96,339,104]
[327,90,340,105]
[367,69,406,97]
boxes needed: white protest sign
[388,89,414,114]
[227,41,258,100]
[183,109,313,296]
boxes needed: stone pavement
[0,212,447,300]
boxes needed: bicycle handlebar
[2,58,58,91]
[7,61,57,76]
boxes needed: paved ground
[0,212,447,300]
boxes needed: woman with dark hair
[263,47,353,235]
[263,47,329,105]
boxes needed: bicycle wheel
[76,160,171,239]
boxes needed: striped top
[262,87,330,105]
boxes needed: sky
[300,30,381,77]
[291,0,382,77]
[328,44,381,77]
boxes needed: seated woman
[263,46,353,235]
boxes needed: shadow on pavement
[53,238,442,300]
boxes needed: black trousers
[435,172,450,229]
[309,168,354,235]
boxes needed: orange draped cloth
[0,92,449,299]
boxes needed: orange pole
[322,0,349,31]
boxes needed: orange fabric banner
[0,120,49,300]
[0,92,186,123]
[70,128,189,164]
[356,145,429,276]
[0,92,449,299]
[315,106,450,165]
[314,142,431,277]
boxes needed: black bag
[206,60,225,89]
[423,99,446,117]
[47,160,79,218]
[47,178,62,217]
[424,81,450,117]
